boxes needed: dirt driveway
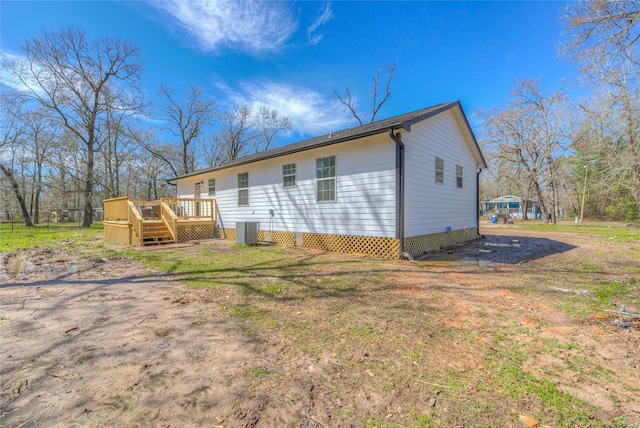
[1,226,639,427]
[0,252,263,427]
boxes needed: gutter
[389,130,413,261]
[167,125,408,183]
[476,168,481,236]
[165,179,177,198]
[475,163,486,236]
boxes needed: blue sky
[1,0,576,144]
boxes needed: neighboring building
[51,208,104,223]
[483,195,539,219]
[170,101,487,259]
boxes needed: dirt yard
[1,226,639,427]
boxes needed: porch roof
[484,195,537,204]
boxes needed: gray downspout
[389,130,413,261]
[476,169,481,236]
[166,180,177,196]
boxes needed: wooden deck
[103,197,216,246]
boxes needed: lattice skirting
[218,227,476,259]
[220,227,296,247]
[220,227,400,258]
[403,227,478,256]
[177,223,215,242]
[258,230,296,246]
[303,233,401,259]
[220,227,235,241]
[104,223,131,245]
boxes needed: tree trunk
[34,157,43,224]
[83,140,94,228]
[0,163,34,227]
[532,180,550,223]
[521,198,529,220]
[183,142,189,176]
[114,143,120,197]
[547,164,557,224]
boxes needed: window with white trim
[208,178,216,196]
[238,173,248,206]
[316,156,336,202]
[435,157,444,184]
[456,165,463,188]
[194,182,202,216]
[283,163,296,188]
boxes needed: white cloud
[0,50,33,93]
[150,0,298,53]
[219,80,352,137]
[307,3,333,45]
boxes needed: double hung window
[283,163,296,188]
[238,173,249,206]
[435,157,444,184]
[316,156,336,202]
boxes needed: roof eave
[168,100,487,181]
[167,123,408,182]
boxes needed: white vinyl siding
[175,106,482,241]
[404,109,479,236]
[175,134,396,237]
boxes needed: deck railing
[104,196,215,246]
[161,197,215,222]
[104,196,130,221]
[127,200,143,246]
[129,200,163,220]
[160,200,178,241]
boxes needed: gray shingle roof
[169,100,482,181]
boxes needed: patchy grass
[550,278,640,319]
[485,344,598,426]
[4,222,639,426]
[510,220,640,243]
[0,222,104,252]
[125,232,639,427]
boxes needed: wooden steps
[141,221,174,246]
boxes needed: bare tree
[97,101,142,199]
[215,105,256,163]
[46,130,83,210]
[212,105,291,166]
[139,149,173,200]
[480,105,549,221]
[23,108,57,224]
[253,105,291,152]
[6,26,143,227]
[479,80,573,223]
[0,90,33,226]
[157,85,216,175]
[562,0,640,221]
[562,0,640,71]
[335,61,397,125]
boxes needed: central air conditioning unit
[236,221,259,245]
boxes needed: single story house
[51,207,104,223]
[168,101,487,259]
[483,195,539,219]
